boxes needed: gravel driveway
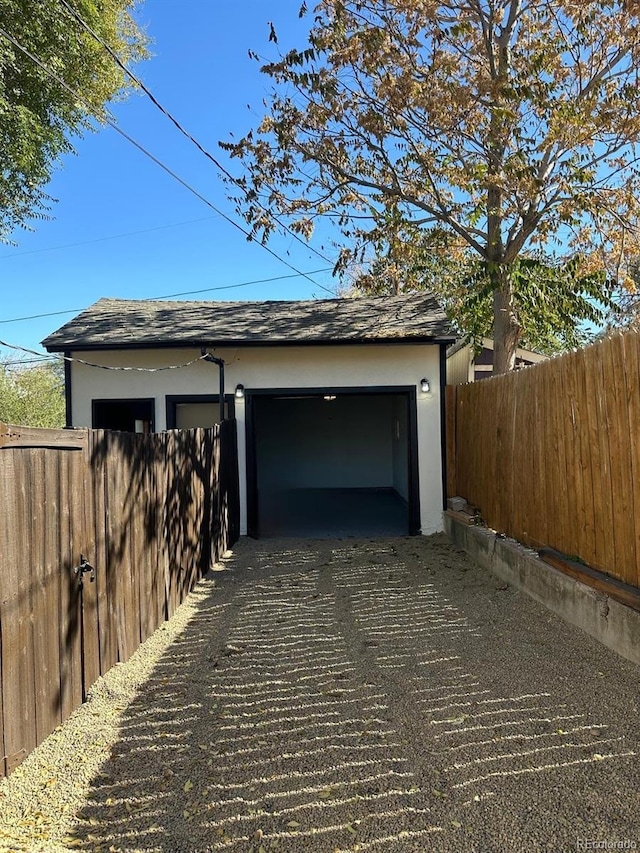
[1,535,639,853]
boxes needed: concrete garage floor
[1,535,639,852]
[257,488,409,537]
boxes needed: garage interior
[249,391,417,537]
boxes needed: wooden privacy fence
[446,330,640,593]
[0,420,240,777]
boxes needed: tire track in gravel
[1,536,638,853]
[325,542,639,851]
[188,543,443,852]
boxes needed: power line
[1,356,57,366]
[0,267,333,325]
[0,338,208,372]
[56,0,333,267]
[0,215,217,260]
[149,268,331,300]
[0,308,85,326]
[0,25,334,295]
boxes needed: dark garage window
[92,398,155,433]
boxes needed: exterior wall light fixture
[234,384,245,399]
[420,378,430,393]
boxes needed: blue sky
[1,0,338,360]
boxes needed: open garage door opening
[247,389,420,538]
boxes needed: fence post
[445,385,457,500]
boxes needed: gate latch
[74,555,95,585]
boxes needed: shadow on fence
[0,420,239,777]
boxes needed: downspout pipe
[63,350,73,428]
[200,348,225,422]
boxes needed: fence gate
[0,427,90,775]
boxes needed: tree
[0,0,147,242]
[601,257,640,330]
[0,360,65,427]
[222,0,640,373]
[349,228,615,354]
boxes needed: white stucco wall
[69,343,444,535]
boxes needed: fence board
[136,435,153,644]
[622,334,640,589]
[571,350,595,566]
[518,368,536,546]
[144,435,157,636]
[105,433,122,663]
[0,620,4,778]
[0,423,85,450]
[125,434,142,651]
[2,449,37,773]
[58,450,83,722]
[510,374,523,543]
[529,362,547,550]
[599,341,618,571]
[43,451,64,731]
[584,343,610,573]
[117,435,137,663]
[205,428,216,568]
[562,355,581,556]
[91,430,117,676]
[153,433,168,628]
[459,391,475,509]
[552,354,567,550]
[165,430,178,619]
[494,378,509,534]
[603,338,625,578]
[610,336,636,580]
[178,432,189,596]
[160,431,172,623]
[214,424,223,561]
[445,386,457,498]
[183,431,197,598]
[78,435,100,698]
[30,451,59,744]
[540,365,553,546]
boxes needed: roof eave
[44,334,456,353]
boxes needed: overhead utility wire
[149,268,331,300]
[0,267,332,326]
[0,215,218,260]
[0,308,85,326]
[0,26,334,295]
[56,0,333,268]
[2,356,57,366]
[0,338,209,372]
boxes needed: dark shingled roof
[42,293,455,352]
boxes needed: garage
[246,388,420,538]
[45,292,454,536]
